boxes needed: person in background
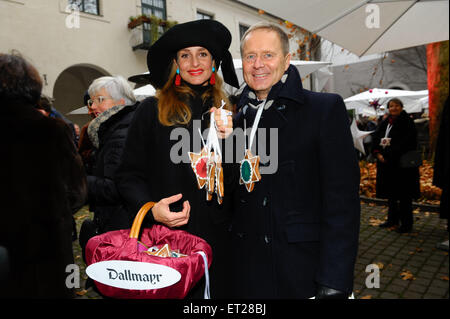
[73,123,80,145]
[34,94,79,146]
[115,19,239,298]
[78,91,96,174]
[0,52,87,298]
[35,94,52,116]
[35,94,82,241]
[372,98,420,233]
[78,76,138,263]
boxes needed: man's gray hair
[240,22,290,56]
[88,75,136,105]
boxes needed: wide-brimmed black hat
[146,19,239,89]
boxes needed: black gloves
[315,285,350,299]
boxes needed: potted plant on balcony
[128,14,177,50]
[128,15,151,29]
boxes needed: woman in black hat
[115,19,239,298]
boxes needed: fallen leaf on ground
[75,289,88,296]
[369,217,384,226]
[375,262,384,270]
[400,270,416,281]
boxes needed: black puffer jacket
[87,102,138,232]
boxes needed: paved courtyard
[72,201,449,299]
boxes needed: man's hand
[376,153,386,163]
[151,194,190,228]
[211,107,233,139]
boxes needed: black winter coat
[88,103,138,233]
[229,65,361,298]
[115,88,232,298]
[0,100,87,298]
[371,111,420,199]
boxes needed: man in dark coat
[228,23,360,299]
[0,53,87,298]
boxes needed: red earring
[210,67,216,85]
[175,68,181,86]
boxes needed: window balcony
[128,15,177,51]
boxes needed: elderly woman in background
[372,98,420,233]
[79,76,138,259]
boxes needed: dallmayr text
[106,268,162,284]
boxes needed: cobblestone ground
[354,202,448,299]
[72,206,100,299]
[72,202,449,299]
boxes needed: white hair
[88,75,136,105]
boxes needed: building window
[197,11,213,20]
[239,23,249,39]
[141,0,167,45]
[68,0,100,15]
[142,0,166,19]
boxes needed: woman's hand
[151,194,190,228]
[211,107,233,139]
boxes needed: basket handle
[129,201,156,239]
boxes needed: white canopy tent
[133,84,156,101]
[67,106,89,115]
[344,88,428,116]
[236,0,449,57]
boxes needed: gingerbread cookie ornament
[188,101,228,204]
[240,102,264,192]
[188,146,209,189]
[239,149,261,192]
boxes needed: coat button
[262,196,268,207]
